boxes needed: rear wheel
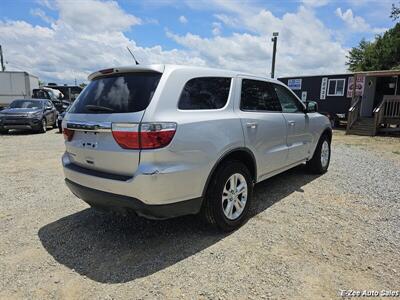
[201,161,253,231]
[307,134,331,174]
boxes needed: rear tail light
[63,128,74,141]
[112,122,176,150]
[111,123,140,149]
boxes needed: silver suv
[62,65,331,231]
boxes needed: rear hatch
[64,70,162,177]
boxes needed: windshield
[69,72,162,114]
[9,100,43,109]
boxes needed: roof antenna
[127,46,139,65]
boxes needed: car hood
[1,108,42,115]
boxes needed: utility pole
[270,32,279,78]
[0,45,5,72]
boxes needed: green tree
[391,2,400,20]
[346,23,400,71]
[79,82,87,89]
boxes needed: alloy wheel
[221,173,248,220]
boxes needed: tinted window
[240,79,281,111]
[69,72,161,114]
[272,84,304,113]
[178,77,231,110]
[9,100,43,109]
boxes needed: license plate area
[78,131,99,149]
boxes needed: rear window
[69,72,161,114]
[178,77,231,110]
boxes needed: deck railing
[374,95,400,133]
[346,96,361,132]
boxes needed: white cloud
[212,22,222,36]
[179,15,188,24]
[335,7,386,34]
[30,8,54,24]
[302,0,330,7]
[2,0,361,83]
[168,5,348,77]
[0,0,202,83]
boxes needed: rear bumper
[65,178,202,219]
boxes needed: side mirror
[306,101,318,113]
[45,106,52,111]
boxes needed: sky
[0,0,396,84]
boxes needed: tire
[0,129,8,134]
[201,161,253,231]
[307,134,331,174]
[39,118,47,133]
[58,120,62,133]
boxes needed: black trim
[65,179,203,220]
[64,163,133,181]
[201,147,257,198]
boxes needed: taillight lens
[140,123,176,149]
[112,123,140,149]
[63,128,74,141]
[111,122,176,150]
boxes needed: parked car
[57,104,71,133]
[33,88,70,113]
[62,65,331,231]
[0,99,58,134]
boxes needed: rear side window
[240,79,281,111]
[178,77,231,110]
[69,72,161,114]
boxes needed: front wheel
[307,134,331,174]
[39,118,47,133]
[201,161,253,231]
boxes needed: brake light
[111,123,176,150]
[63,128,74,141]
[140,123,176,149]
[99,68,114,74]
[111,123,140,149]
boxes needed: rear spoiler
[88,65,165,81]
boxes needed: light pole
[270,32,279,78]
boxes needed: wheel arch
[309,126,332,159]
[201,147,257,198]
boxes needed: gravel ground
[0,129,399,299]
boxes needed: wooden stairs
[346,117,376,136]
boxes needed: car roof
[13,98,46,102]
[88,64,283,84]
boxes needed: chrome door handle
[288,121,296,126]
[246,122,258,129]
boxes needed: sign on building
[301,91,307,102]
[288,79,302,90]
[347,75,365,98]
[320,77,328,100]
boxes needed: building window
[327,79,345,96]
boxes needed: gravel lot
[0,129,399,299]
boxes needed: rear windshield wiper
[85,105,114,112]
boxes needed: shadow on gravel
[38,164,320,283]
[1,129,55,135]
